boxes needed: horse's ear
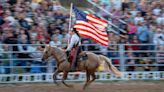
[47,44,51,50]
[46,44,50,47]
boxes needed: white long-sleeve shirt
[66,33,81,51]
[153,33,164,45]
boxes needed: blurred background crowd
[0,0,163,74]
[92,0,164,71]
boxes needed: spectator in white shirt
[156,14,164,25]
[153,6,161,16]
[153,28,164,45]
[49,36,61,47]
[134,12,144,25]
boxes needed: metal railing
[0,44,163,74]
[1,72,164,83]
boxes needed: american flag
[73,6,109,46]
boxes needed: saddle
[79,53,88,61]
[66,46,89,71]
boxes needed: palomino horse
[42,45,122,89]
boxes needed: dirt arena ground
[0,81,164,92]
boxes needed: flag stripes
[73,6,109,46]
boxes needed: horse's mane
[51,46,63,53]
[50,46,67,61]
[44,45,65,57]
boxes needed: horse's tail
[99,55,122,77]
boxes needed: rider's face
[69,31,74,35]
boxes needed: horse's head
[42,45,52,61]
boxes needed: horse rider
[64,28,82,70]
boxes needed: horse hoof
[54,81,60,86]
[55,83,60,86]
[83,87,86,90]
[67,84,74,88]
[83,85,88,90]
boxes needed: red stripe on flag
[78,31,108,46]
[88,21,106,31]
[75,21,107,36]
[75,28,108,42]
[87,14,108,26]
[74,20,109,46]
[89,23,106,32]
[74,23,107,37]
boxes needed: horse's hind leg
[53,69,60,86]
[83,71,90,90]
[87,73,96,86]
[62,71,73,88]
[83,71,96,90]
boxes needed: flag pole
[68,3,73,31]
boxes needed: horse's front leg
[53,69,60,86]
[62,71,73,88]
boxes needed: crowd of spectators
[0,0,70,74]
[92,0,164,71]
[0,0,163,73]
